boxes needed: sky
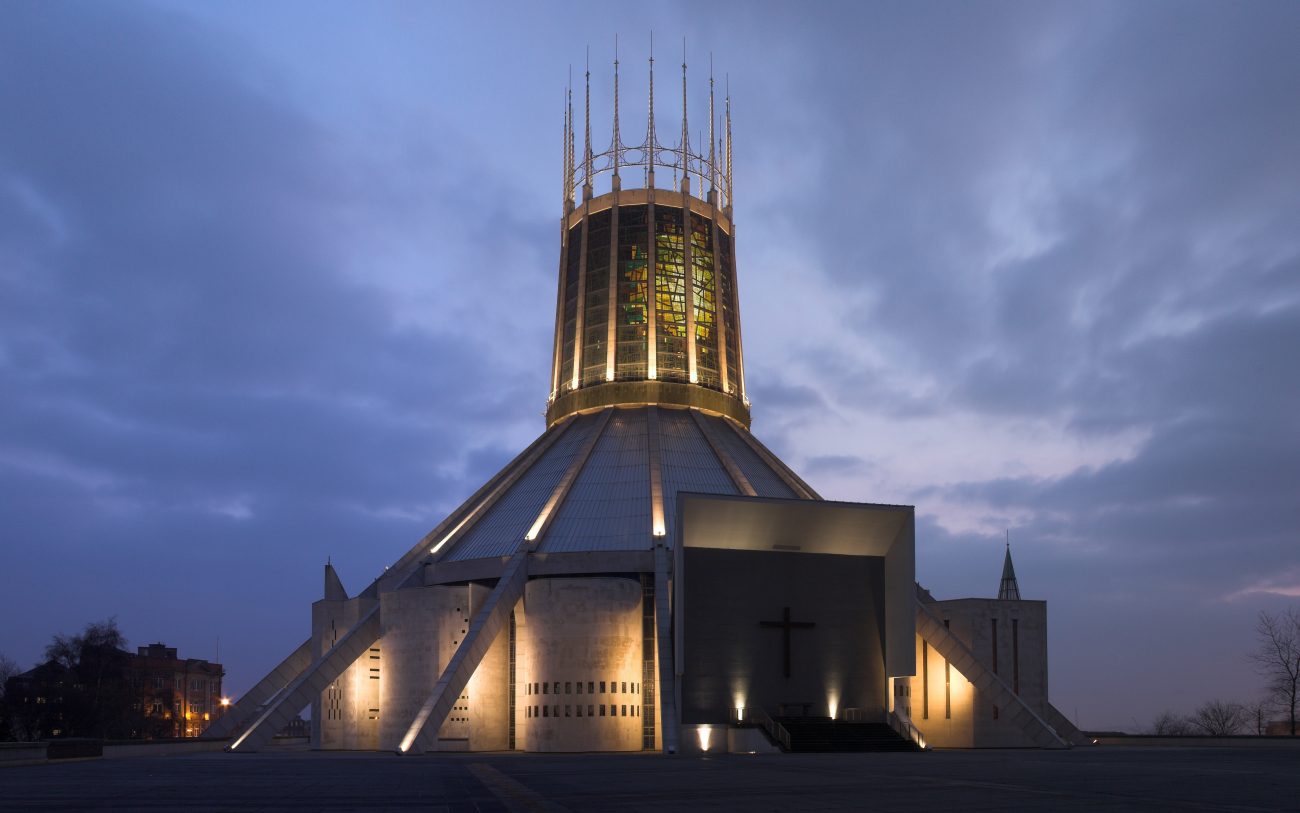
[2,1,1298,733]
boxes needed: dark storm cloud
[0,3,550,684]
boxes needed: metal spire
[999,532,1022,600]
[708,55,716,198]
[724,75,733,210]
[562,83,571,209]
[681,37,689,192]
[584,48,592,198]
[567,74,575,208]
[612,34,621,180]
[647,32,656,185]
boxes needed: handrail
[732,706,790,751]
[886,711,928,750]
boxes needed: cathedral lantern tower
[547,47,749,428]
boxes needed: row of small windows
[525,704,640,719]
[524,681,639,696]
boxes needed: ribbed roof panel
[443,412,600,562]
[539,408,651,552]
[438,406,811,563]
[659,408,740,543]
[712,420,798,499]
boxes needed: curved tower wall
[519,577,643,752]
[548,188,748,427]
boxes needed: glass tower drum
[548,187,747,428]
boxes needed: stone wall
[518,577,643,752]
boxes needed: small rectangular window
[588,705,594,717]
[553,682,561,694]
[576,682,583,694]
[622,681,627,693]
[542,683,549,695]
[621,704,627,716]
[565,705,571,717]
[565,682,571,694]
[576,705,583,717]
[588,681,594,693]
[600,705,605,717]
[600,681,606,693]
[543,706,549,718]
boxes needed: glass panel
[559,221,583,393]
[716,226,739,394]
[654,206,688,383]
[615,205,649,380]
[581,209,612,386]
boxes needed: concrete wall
[375,584,468,751]
[311,596,381,750]
[680,548,887,724]
[907,598,1049,748]
[519,577,643,752]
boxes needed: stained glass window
[690,212,719,389]
[654,206,688,383]
[717,226,739,394]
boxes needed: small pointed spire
[584,48,593,199]
[999,532,1022,600]
[612,34,621,181]
[325,561,348,602]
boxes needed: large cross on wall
[759,606,815,678]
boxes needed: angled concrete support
[397,551,528,754]
[227,605,382,752]
[654,544,680,754]
[203,638,313,741]
[915,600,1068,749]
[1045,702,1091,746]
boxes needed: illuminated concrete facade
[212,50,1085,755]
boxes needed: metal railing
[886,711,928,750]
[731,706,791,751]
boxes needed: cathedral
[208,50,1087,755]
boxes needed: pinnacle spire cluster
[562,37,734,212]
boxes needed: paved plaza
[2,747,1298,811]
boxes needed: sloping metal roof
[443,411,602,562]
[436,405,815,564]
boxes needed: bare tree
[1251,607,1299,736]
[1244,698,1273,735]
[1190,699,1248,736]
[1149,710,1194,735]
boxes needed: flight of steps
[775,717,920,752]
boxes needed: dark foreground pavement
[2,747,1298,812]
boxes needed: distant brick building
[3,642,224,740]
[129,643,225,738]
